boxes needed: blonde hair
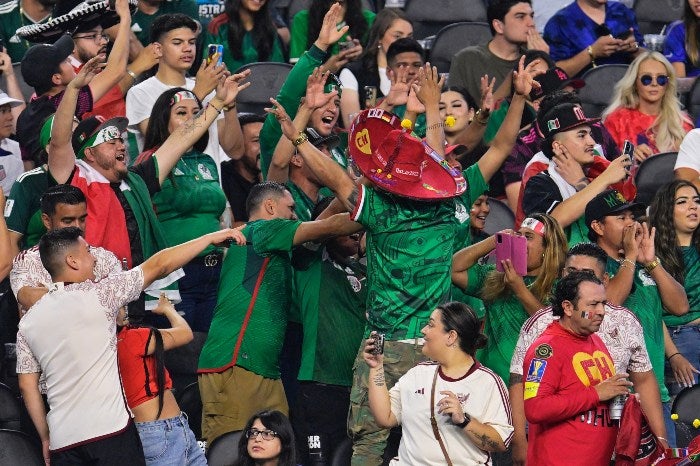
[602,52,691,152]
[481,213,568,305]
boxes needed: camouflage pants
[347,339,428,466]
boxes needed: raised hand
[413,63,444,108]
[315,2,349,50]
[362,332,384,368]
[304,68,339,110]
[151,293,176,316]
[637,222,656,265]
[601,152,632,185]
[70,55,105,89]
[212,225,247,247]
[512,56,543,97]
[552,142,586,187]
[383,66,411,107]
[195,54,227,97]
[480,74,496,112]
[215,69,251,107]
[265,97,298,141]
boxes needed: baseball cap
[584,190,644,240]
[0,92,24,108]
[20,34,75,92]
[537,102,600,139]
[529,67,585,101]
[72,116,128,159]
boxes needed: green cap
[39,114,55,149]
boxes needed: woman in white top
[365,301,514,465]
[338,8,412,127]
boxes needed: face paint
[581,310,591,319]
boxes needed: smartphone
[615,30,633,40]
[370,331,385,355]
[339,40,354,52]
[207,44,224,66]
[622,139,635,171]
[495,233,527,276]
[364,86,377,108]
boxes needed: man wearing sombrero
[269,58,542,464]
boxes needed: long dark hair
[235,410,297,466]
[649,180,700,284]
[684,1,700,68]
[359,8,411,74]
[438,302,487,356]
[306,0,369,49]
[143,87,208,153]
[222,0,278,62]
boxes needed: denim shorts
[136,412,207,466]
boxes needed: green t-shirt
[0,1,49,63]
[285,181,316,223]
[606,258,670,402]
[288,9,376,61]
[664,246,700,327]
[198,218,301,378]
[203,24,285,72]
[131,0,199,46]
[152,151,226,255]
[467,263,535,382]
[4,165,52,248]
[483,100,536,145]
[295,251,367,386]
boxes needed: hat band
[521,217,546,236]
[171,91,197,105]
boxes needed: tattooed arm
[439,389,507,452]
[363,335,399,428]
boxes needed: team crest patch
[535,343,553,359]
[347,275,362,292]
[526,358,548,383]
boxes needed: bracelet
[474,108,490,125]
[426,122,445,130]
[587,45,597,68]
[209,101,224,113]
[574,177,589,192]
[126,68,137,80]
[223,102,236,112]
[644,256,661,274]
[292,131,309,147]
[455,411,471,429]
[668,352,681,361]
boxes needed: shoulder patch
[535,343,553,359]
[526,358,547,383]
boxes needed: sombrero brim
[16,0,138,44]
[348,109,467,201]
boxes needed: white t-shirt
[0,138,24,194]
[338,66,391,96]
[16,267,144,450]
[389,361,513,465]
[675,128,700,173]
[125,76,225,166]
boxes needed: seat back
[578,64,629,118]
[233,62,294,115]
[0,383,21,431]
[176,382,203,440]
[206,430,244,466]
[404,0,487,39]
[329,436,353,466]
[671,385,700,448]
[634,0,684,35]
[429,22,492,73]
[0,429,44,466]
[165,331,207,395]
[483,197,516,236]
[634,151,678,205]
[686,74,700,124]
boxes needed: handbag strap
[430,366,454,466]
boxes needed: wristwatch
[455,412,471,429]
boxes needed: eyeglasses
[246,429,278,441]
[73,33,109,43]
[639,74,669,86]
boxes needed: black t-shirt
[220,159,258,223]
[522,171,562,216]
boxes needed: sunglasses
[639,74,669,86]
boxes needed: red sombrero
[348,109,467,200]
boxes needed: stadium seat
[404,0,487,40]
[330,437,353,466]
[0,429,44,466]
[483,197,516,236]
[165,331,207,395]
[0,383,20,431]
[686,75,700,125]
[634,0,684,35]
[233,62,294,115]
[634,151,678,206]
[206,430,243,466]
[578,64,629,118]
[429,22,492,73]
[176,382,203,440]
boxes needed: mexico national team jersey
[198,218,301,378]
[524,322,618,466]
[665,246,700,327]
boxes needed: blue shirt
[544,1,644,76]
[664,21,700,77]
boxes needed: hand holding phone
[495,233,527,276]
[207,44,224,66]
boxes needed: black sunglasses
[639,74,669,86]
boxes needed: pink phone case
[495,233,511,273]
[495,233,527,276]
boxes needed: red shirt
[117,326,173,409]
[523,322,618,466]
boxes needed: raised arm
[147,294,193,353]
[477,57,541,183]
[451,75,494,151]
[0,50,26,129]
[88,0,131,101]
[364,335,399,428]
[266,97,357,212]
[292,212,362,245]
[48,56,104,183]
[150,71,250,185]
[451,234,498,290]
[413,64,445,156]
[0,190,10,281]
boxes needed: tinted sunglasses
[639,74,669,86]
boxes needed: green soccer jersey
[285,181,316,223]
[4,165,51,248]
[665,246,700,327]
[198,218,301,378]
[0,0,49,63]
[203,24,285,72]
[295,251,367,386]
[606,258,670,402]
[131,0,199,46]
[152,151,226,255]
[467,263,535,382]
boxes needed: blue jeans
[665,325,700,395]
[136,412,206,466]
[663,401,677,448]
[175,257,222,332]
